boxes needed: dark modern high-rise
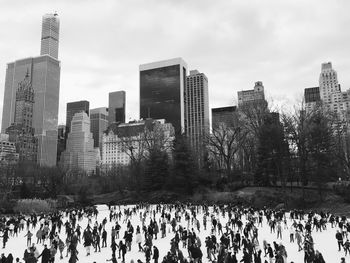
[304,87,321,113]
[90,107,109,149]
[40,13,59,59]
[1,13,61,167]
[185,70,209,159]
[108,91,125,125]
[211,106,238,129]
[305,87,320,103]
[57,124,66,163]
[66,100,90,133]
[139,58,187,133]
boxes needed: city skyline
[0,0,350,127]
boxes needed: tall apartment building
[101,119,174,169]
[318,62,350,121]
[1,13,61,166]
[108,91,125,125]
[60,112,96,174]
[319,62,340,104]
[304,62,350,121]
[211,106,238,129]
[40,13,60,59]
[238,81,266,106]
[184,70,209,158]
[140,58,187,134]
[90,107,109,149]
[66,100,90,133]
[5,72,37,163]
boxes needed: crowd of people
[0,203,349,262]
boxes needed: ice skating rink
[0,204,347,262]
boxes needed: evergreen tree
[307,108,336,199]
[144,148,169,192]
[171,135,198,194]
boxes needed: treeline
[0,133,210,201]
[1,100,350,202]
[208,100,350,200]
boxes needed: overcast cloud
[0,0,349,126]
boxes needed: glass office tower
[90,107,108,149]
[139,58,187,133]
[108,91,126,125]
[1,56,60,166]
[1,13,61,166]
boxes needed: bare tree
[207,122,247,180]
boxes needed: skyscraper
[60,112,96,174]
[66,100,90,134]
[40,13,60,59]
[185,70,209,160]
[90,107,109,149]
[319,62,340,104]
[1,13,61,166]
[317,62,350,121]
[139,58,188,134]
[5,72,37,162]
[108,91,125,125]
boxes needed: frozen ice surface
[0,204,347,262]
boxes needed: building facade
[304,87,321,112]
[5,73,37,163]
[184,70,210,160]
[238,81,266,106]
[0,134,19,165]
[319,62,340,105]
[211,106,238,129]
[101,119,174,169]
[1,14,60,166]
[139,58,187,134]
[57,124,66,163]
[90,107,109,149]
[60,112,96,174]
[66,100,90,133]
[40,13,60,59]
[108,91,125,125]
[306,62,350,122]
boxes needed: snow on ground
[0,204,348,262]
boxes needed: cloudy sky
[0,0,349,126]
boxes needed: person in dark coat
[336,230,344,251]
[1,230,9,249]
[102,229,107,248]
[120,241,127,262]
[38,245,51,263]
[0,254,7,263]
[240,250,251,263]
[7,253,14,263]
[153,246,159,263]
[68,247,78,263]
